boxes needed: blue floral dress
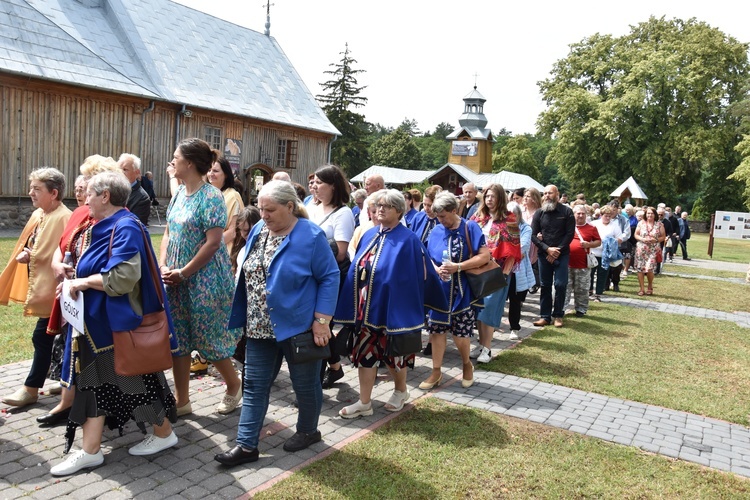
[166,183,239,359]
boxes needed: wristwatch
[315,317,330,325]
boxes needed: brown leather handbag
[110,217,173,377]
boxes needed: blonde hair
[79,155,119,179]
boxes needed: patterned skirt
[64,336,176,453]
[351,326,415,371]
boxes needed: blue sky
[174,0,750,136]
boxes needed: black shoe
[683,257,691,261]
[529,286,539,294]
[422,342,432,356]
[321,367,344,389]
[283,430,322,452]
[214,445,259,466]
[36,407,71,426]
[613,284,620,292]
[575,311,586,317]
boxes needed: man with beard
[531,185,575,328]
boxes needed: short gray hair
[572,204,587,214]
[258,180,307,219]
[118,153,141,172]
[87,171,131,207]
[29,167,66,201]
[432,191,459,214]
[374,188,406,216]
[352,188,367,202]
[506,201,523,221]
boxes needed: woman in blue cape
[336,189,447,419]
[422,192,490,391]
[51,172,178,476]
[410,185,443,245]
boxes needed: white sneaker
[476,347,492,364]
[469,346,482,359]
[508,331,519,340]
[129,431,178,456]
[50,449,104,476]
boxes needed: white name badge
[61,280,85,334]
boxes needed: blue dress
[425,219,486,328]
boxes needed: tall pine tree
[317,44,370,177]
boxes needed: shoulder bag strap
[318,205,343,227]
[463,221,474,259]
[574,226,590,254]
[108,215,165,308]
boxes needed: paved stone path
[434,371,750,478]
[661,271,748,286]
[604,296,750,328]
[1,265,749,498]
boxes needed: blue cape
[334,224,447,334]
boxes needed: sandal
[339,400,373,419]
[646,288,653,295]
[384,390,410,412]
[637,290,645,296]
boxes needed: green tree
[538,17,750,207]
[730,134,750,210]
[366,122,393,142]
[397,118,421,137]
[316,43,370,177]
[414,135,449,170]
[430,122,455,139]
[728,87,750,210]
[492,135,541,179]
[369,129,422,169]
[491,127,513,154]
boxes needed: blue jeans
[476,281,510,328]
[236,338,323,450]
[538,254,569,321]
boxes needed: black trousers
[507,274,528,331]
[24,317,54,388]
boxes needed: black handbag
[384,331,423,357]
[281,330,331,365]
[463,225,507,299]
[331,325,354,357]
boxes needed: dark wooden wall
[0,73,333,200]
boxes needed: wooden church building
[0,0,338,218]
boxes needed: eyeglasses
[375,203,393,210]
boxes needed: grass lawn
[662,266,746,280]
[611,274,749,313]
[258,398,750,499]
[0,235,164,365]
[484,302,750,425]
[683,232,750,264]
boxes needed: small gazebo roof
[610,176,648,199]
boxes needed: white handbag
[576,227,599,268]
